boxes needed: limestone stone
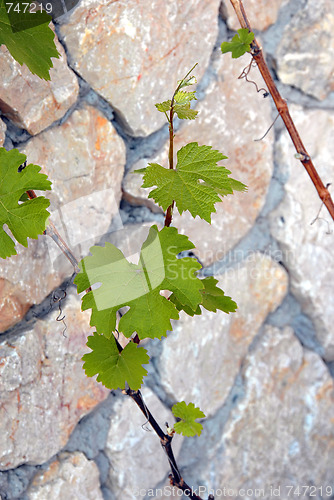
[270,106,334,360]
[0,279,30,332]
[122,172,164,214]
[27,452,103,500]
[0,119,6,145]
[59,0,221,136]
[106,221,163,264]
[105,387,184,500]
[0,104,125,332]
[0,34,79,135]
[221,0,288,31]
[276,0,334,100]
[125,51,273,265]
[195,326,334,494]
[0,291,109,470]
[159,253,288,417]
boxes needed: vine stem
[125,388,206,500]
[26,190,205,496]
[229,0,334,221]
[164,63,198,228]
[164,104,175,227]
[26,189,80,273]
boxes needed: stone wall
[0,0,333,498]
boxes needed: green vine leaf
[155,100,171,113]
[74,225,204,340]
[170,276,237,316]
[200,276,237,313]
[0,1,59,80]
[174,91,198,120]
[175,91,196,105]
[136,142,246,223]
[82,333,149,390]
[155,90,198,120]
[177,75,197,90]
[221,28,254,59]
[172,401,206,437]
[0,148,51,259]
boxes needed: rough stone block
[124,51,273,265]
[270,105,334,360]
[27,452,103,499]
[277,0,334,100]
[60,0,221,136]
[221,0,288,31]
[0,104,125,332]
[159,253,288,417]
[0,291,109,470]
[105,387,183,499]
[194,326,334,495]
[0,32,79,135]
[0,119,6,145]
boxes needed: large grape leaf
[74,225,204,340]
[136,142,246,223]
[0,1,59,80]
[170,276,237,317]
[82,333,149,390]
[0,148,51,259]
[172,401,205,437]
[221,28,254,59]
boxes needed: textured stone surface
[0,278,30,332]
[194,326,334,494]
[1,0,333,495]
[159,253,288,417]
[106,221,163,264]
[0,291,109,470]
[270,106,334,360]
[125,51,273,265]
[0,104,125,332]
[105,387,183,499]
[0,118,6,145]
[0,35,79,135]
[221,0,288,31]
[60,0,221,136]
[122,173,164,214]
[27,452,103,499]
[276,0,334,100]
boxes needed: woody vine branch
[229,0,334,221]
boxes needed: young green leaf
[74,225,204,340]
[169,293,201,317]
[82,333,149,390]
[221,28,254,59]
[0,148,51,259]
[177,75,197,90]
[216,177,248,196]
[173,90,198,120]
[155,100,171,113]
[155,91,198,120]
[172,401,206,437]
[170,276,237,316]
[200,276,237,313]
[174,90,196,105]
[0,2,59,80]
[136,142,246,223]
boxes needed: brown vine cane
[229,0,334,221]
